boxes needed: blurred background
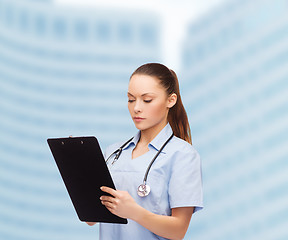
[0,0,288,239]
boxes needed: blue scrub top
[99,123,203,240]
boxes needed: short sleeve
[168,146,203,213]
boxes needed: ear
[167,93,177,109]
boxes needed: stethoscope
[105,133,174,197]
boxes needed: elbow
[174,236,185,240]
[171,231,186,240]
[171,226,189,240]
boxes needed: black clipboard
[47,136,127,224]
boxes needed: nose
[134,100,142,113]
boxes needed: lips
[134,117,145,122]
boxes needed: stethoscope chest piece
[137,183,151,197]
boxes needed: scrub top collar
[122,123,173,153]
[121,131,140,151]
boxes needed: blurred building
[0,0,161,239]
[180,0,288,239]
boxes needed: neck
[138,121,168,146]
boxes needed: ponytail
[168,69,192,144]
[130,63,192,144]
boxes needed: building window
[34,14,46,36]
[18,9,29,32]
[74,20,88,41]
[53,17,67,38]
[4,4,14,26]
[118,23,132,44]
[95,21,111,43]
[139,24,157,45]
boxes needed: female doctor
[87,63,203,240]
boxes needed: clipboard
[47,136,127,224]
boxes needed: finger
[101,194,118,205]
[86,222,97,226]
[104,205,116,215]
[101,201,117,215]
[100,195,115,203]
[100,186,118,197]
[101,200,115,209]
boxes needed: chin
[134,125,146,131]
[133,122,148,131]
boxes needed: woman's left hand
[100,186,140,220]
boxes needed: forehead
[128,74,164,95]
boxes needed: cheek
[148,102,167,118]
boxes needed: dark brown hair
[130,63,192,144]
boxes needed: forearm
[100,187,193,239]
[132,206,190,240]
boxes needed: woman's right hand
[86,222,97,226]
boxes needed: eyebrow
[127,92,156,97]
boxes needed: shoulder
[169,136,199,156]
[167,136,201,165]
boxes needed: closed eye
[144,100,152,103]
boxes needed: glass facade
[180,0,288,239]
[0,0,161,239]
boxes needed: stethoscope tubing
[142,133,174,183]
[105,133,174,196]
[105,137,133,165]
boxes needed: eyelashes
[128,99,152,103]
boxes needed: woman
[87,63,203,240]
